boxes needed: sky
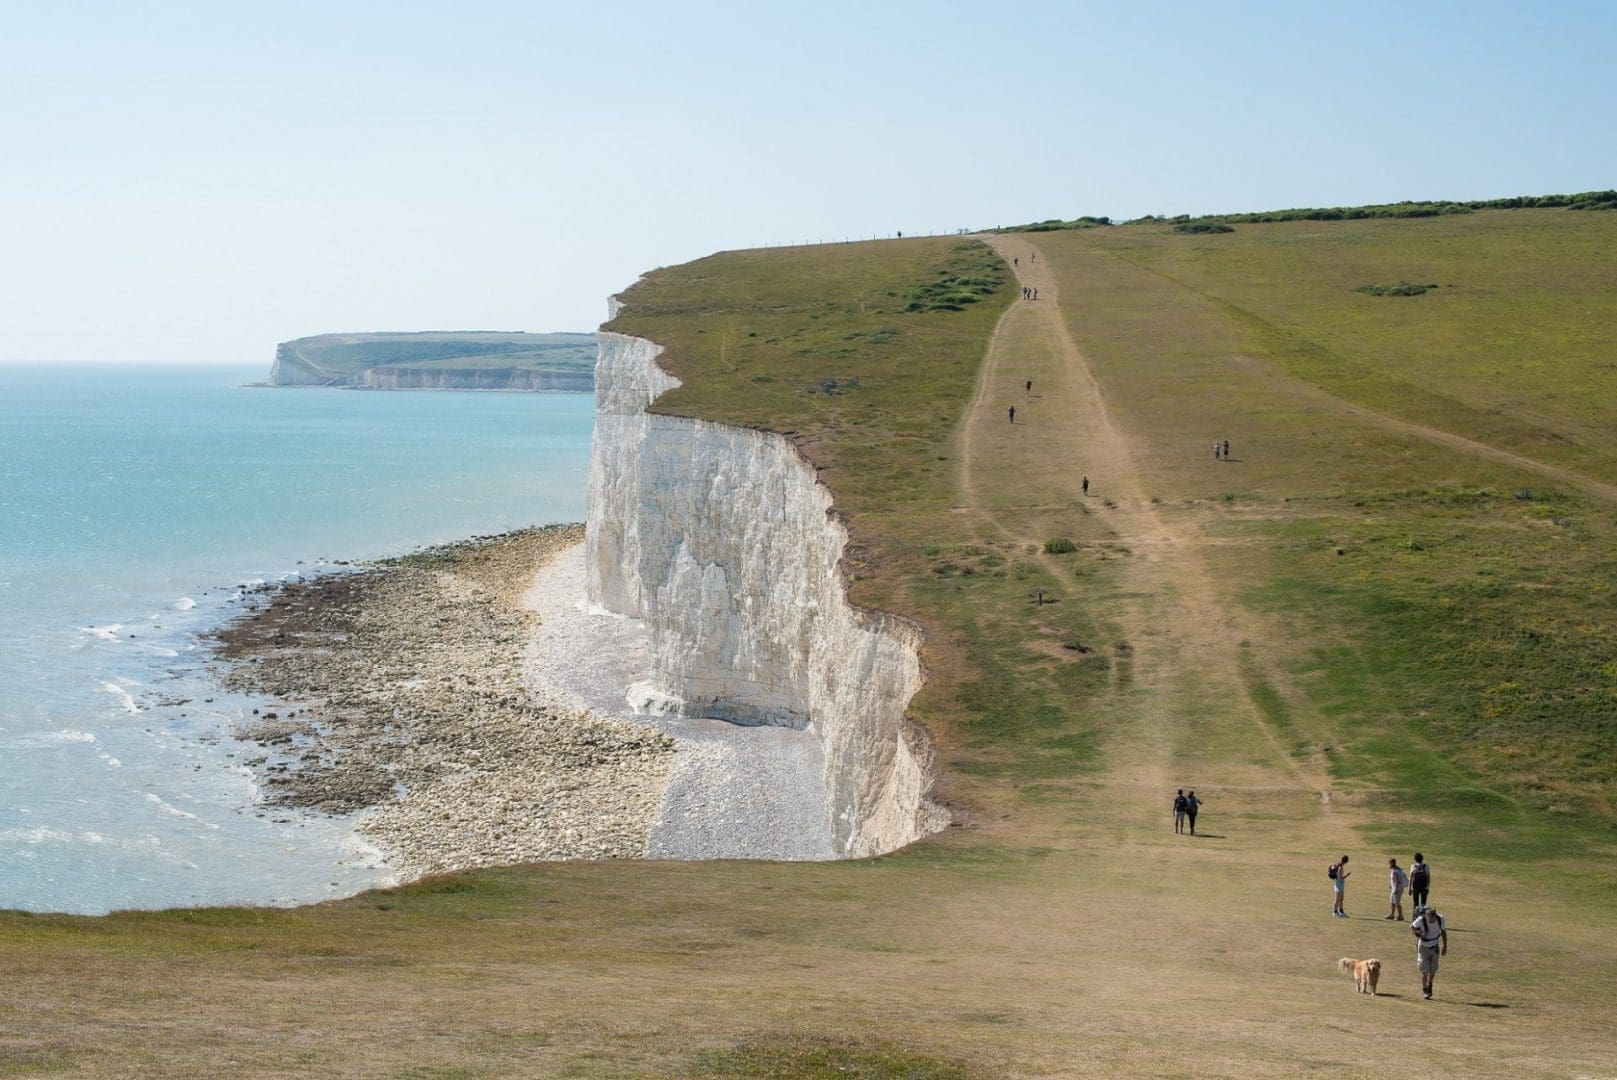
[3,1,1614,364]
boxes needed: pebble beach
[211,525,674,878]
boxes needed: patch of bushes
[1122,190,1617,228]
[1173,222,1234,234]
[1043,537,1078,554]
[1356,281,1438,296]
[1011,215,1112,233]
[811,377,860,395]
[902,244,1007,313]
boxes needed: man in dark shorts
[1409,852,1431,910]
[1185,790,1200,835]
[1008,406,1016,423]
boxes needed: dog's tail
[1338,958,1356,973]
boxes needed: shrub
[1356,281,1438,297]
[1173,222,1234,234]
[1044,538,1079,554]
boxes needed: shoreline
[210,525,675,879]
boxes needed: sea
[0,364,595,914]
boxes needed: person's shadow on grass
[1189,832,1226,839]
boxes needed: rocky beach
[211,525,673,878]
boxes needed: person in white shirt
[1411,906,1448,999]
[1386,857,1408,921]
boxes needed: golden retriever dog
[1339,957,1382,995]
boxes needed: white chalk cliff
[584,319,947,857]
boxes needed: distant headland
[265,330,596,391]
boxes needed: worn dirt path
[962,234,1344,838]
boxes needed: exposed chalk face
[584,328,947,856]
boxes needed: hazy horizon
[5,1,1614,364]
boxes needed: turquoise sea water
[0,365,594,913]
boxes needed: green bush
[1044,537,1078,554]
[1173,222,1234,234]
[1356,281,1438,297]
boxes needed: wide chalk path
[967,234,1344,840]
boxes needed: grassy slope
[1033,213,1617,836]
[3,225,1616,1078]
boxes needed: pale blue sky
[4,1,1613,363]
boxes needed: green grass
[1034,210,1617,855]
[1238,488,1617,827]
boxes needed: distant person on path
[1409,853,1431,910]
[1014,256,1019,267]
[1213,441,1221,461]
[1387,858,1408,921]
[1032,287,1038,299]
[1411,905,1448,999]
[1222,439,1230,460]
[1082,476,1089,495]
[1008,406,1016,423]
[1329,855,1351,917]
[1173,789,1188,834]
[1026,379,1033,396]
[1185,790,1200,835]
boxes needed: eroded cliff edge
[584,327,948,857]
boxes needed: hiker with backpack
[1172,789,1188,834]
[1329,855,1350,917]
[1411,904,1448,999]
[1184,790,1200,835]
[1409,853,1431,910]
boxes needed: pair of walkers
[1385,853,1432,920]
[1171,789,1200,834]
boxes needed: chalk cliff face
[585,327,947,856]
[353,366,593,391]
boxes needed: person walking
[1329,854,1351,917]
[1013,256,1019,267]
[1008,406,1016,424]
[1409,852,1431,911]
[1173,789,1188,834]
[1213,441,1221,461]
[1222,439,1230,460]
[1411,905,1448,999]
[1387,858,1408,921]
[1025,379,1033,396]
[1184,790,1200,835]
[1082,476,1089,496]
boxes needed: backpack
[1327,863,1339,880]
[1410,863,1430,889]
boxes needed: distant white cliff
[584,325,948,857]
[267,331,596,391]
